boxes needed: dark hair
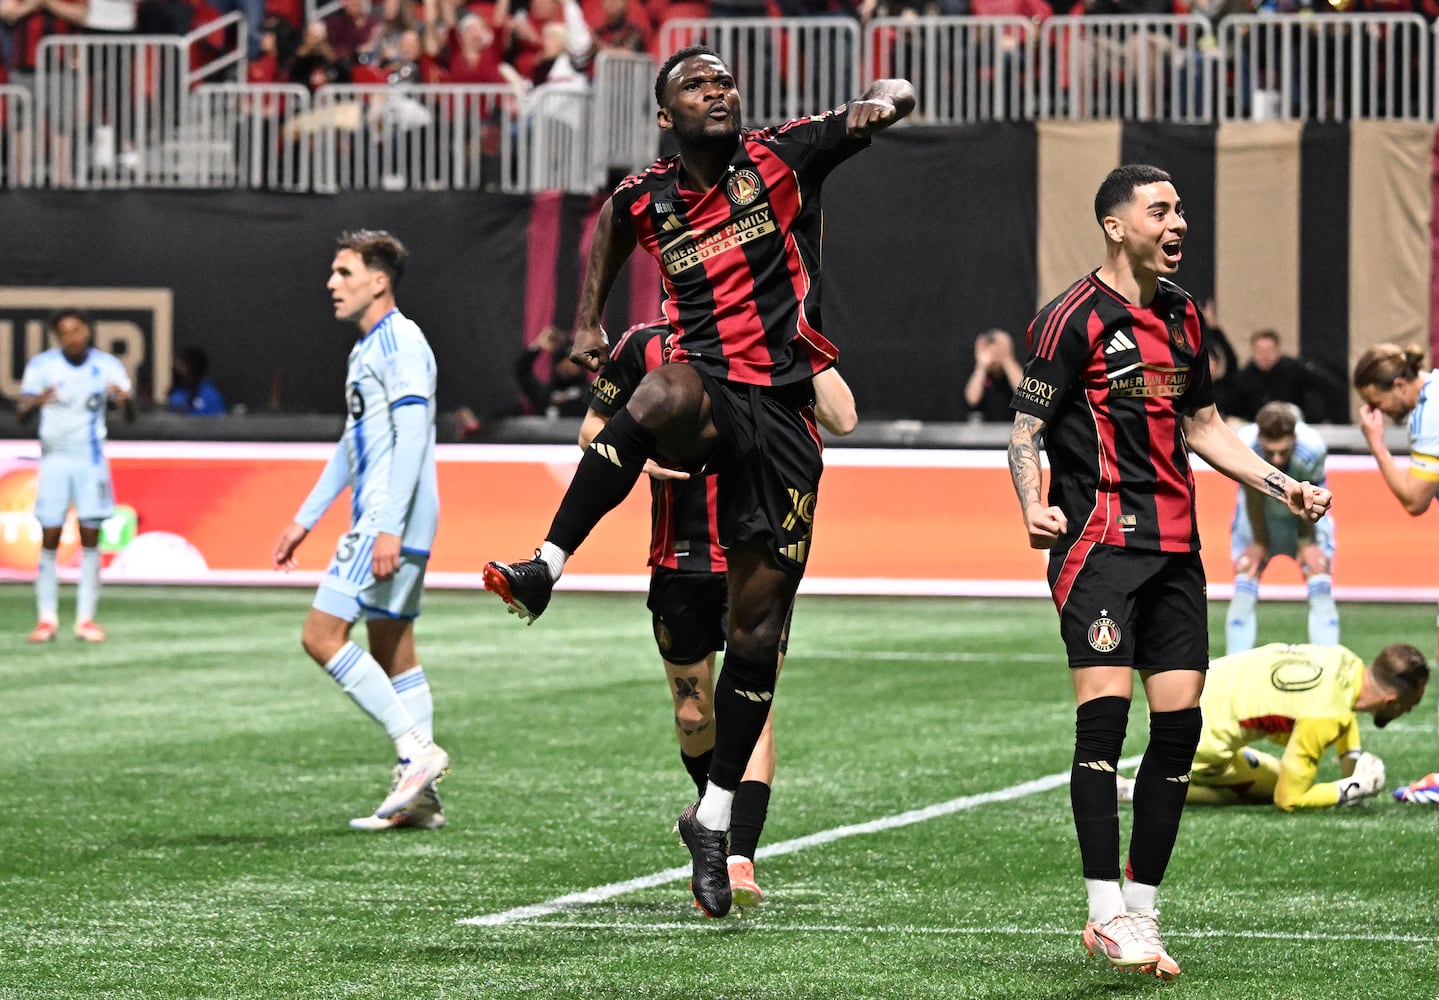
[335,230,409,289]
[654,44,720,107]
[1353,342,1426,392]
[178,345,210,380]
[1255,401,1298,440]
[1372,643,1429,702]
[1093,164,1172,227]
[1250,328,1281,348]
[48,308,92,332]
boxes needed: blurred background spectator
[513,324,590,418]
[963,328,1023,423]
[167,346,228,416]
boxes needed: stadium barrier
[0,84,33,188]
[0,441,1433,603]
[864,15,1036,124]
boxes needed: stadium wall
[0,441,1434,603]
[1,122,1435,423]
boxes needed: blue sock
[1226,577,1259,653]
[35,547,59,623]
[1307,574,1339,645]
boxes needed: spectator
[513,324,590,418]
[1199,299,1242,421]
[167,346,228,416]
[445,10,507,81]
[323,0,382,63]
[135,0,193,34]
[592,0,644,54]
[527,3,590,88]
[1,0,84,83]
[205,0,264,57]
[963,328,1022,423]
[290,18,343,89]
[1233,328,1345,423]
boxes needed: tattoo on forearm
[1008,415,1046,508]
[1263,471,1287,500]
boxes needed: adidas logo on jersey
[1105,331,1137,354]
[660,215,684,232]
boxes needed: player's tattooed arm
[1009,413,1067,549]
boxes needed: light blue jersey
[1406,371,1439,483]
[21,348,131,526]
[296,309,439,622]
[20,348,131,461]
[1231,419,1333,561]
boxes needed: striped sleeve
[1011,284,1094,420]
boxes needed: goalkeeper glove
[1336,751,1386,805]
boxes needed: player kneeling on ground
[1117,643,1427,809]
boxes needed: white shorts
[311,531,428,623]
[1230,502,1335,571]
[34,452,115,526]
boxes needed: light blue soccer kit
[294,309,440,622]
[1401,372,1439,628]
[1227,417,1338,652]
[20,347,131,527]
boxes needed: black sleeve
[765,111,871,180]
[1011,303,1089,420]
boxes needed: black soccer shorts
[1047,543,1209,671]
[647,567,728,665]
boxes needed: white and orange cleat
[28,620,58,643]
[73,620,107,643]
[1127,908,1181,980]
[375,744,450,818]
[728,859,763,910]
[1083,913,1161,975]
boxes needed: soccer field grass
[2,585,1436,999]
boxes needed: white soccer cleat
[376,745,450,819]
[1083,912,1162,974]
[1127,908,1181,980]
[1115,774,1136,803]
[351,783,446,831]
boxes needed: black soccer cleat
[482,553,554,624]
[676,801,732,918]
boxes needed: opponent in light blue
[1226,402,1337,653]
[17,309,134,643]
[272,230,449,830]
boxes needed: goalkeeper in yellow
[1118,643,1428,809]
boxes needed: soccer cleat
[1083,913,1162,974]
[1127,908,1181,980]
[1393,773,1439,804]
[728,859,763,909]
[351,783,446,831]
[28,620,58,643]
[482,553,554,624]
[1115,774,1135,803]
[375,744,450,818]
[676,802,732,918]
[73,621,107,643]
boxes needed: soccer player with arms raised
[482,47,913,917]
[1007,165,1331,979]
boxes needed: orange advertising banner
[0,442,1431,600]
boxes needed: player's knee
[1075,696,1129,759]
[1147,706,1202,771]
[300,619,343,665]
[675,698,712,734]
[720,651,778,695]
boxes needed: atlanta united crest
[1088,613,1121,653]
[726,168,761,206]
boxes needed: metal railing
[865,15,1036,123]
[1218,12,1429,122]
[0,85,34,188]
[658,16,862,124]
[590,50,662,184]
[1038,14,1214,122]
[33,12,248,188]
[187,83,312,189]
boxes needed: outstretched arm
[1008,412,1067,548]
[846,78,915,138]
[571,196,639,372]
[1184,404,1331,522]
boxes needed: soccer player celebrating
[482,47,913,917]
[1116,642,1426,809]
[18,308,135,643]
[1007,164,1331,979]
[1226,401,1338,653]
[583,319,858,909]
[272,230,450,829]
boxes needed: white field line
[458,756,1144,928]
[498,921,1439,945]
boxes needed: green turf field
[1,585,1435,999]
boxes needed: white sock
[1226,576,1259,653]
[1306,574,1339,645]
[390,665,433,742]
[1122,880,1158,913]
[1085,878,1125,924]
[35,547,59,623]
[538,541,568,581]
[695,784,735,832]
[324,641,421,743]
[77,546,102,623]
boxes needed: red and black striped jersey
[588,321,726,573]
[1012,271,1215,552]
[609,110,870,387]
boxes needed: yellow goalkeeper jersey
[1195,643,1364,809]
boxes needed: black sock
[681,749,713,799]
[1071,696,1130,881]
[708,653,778,790]
[1126,706,1202,887]
[729,780,771,860]
[546,408,655,554]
